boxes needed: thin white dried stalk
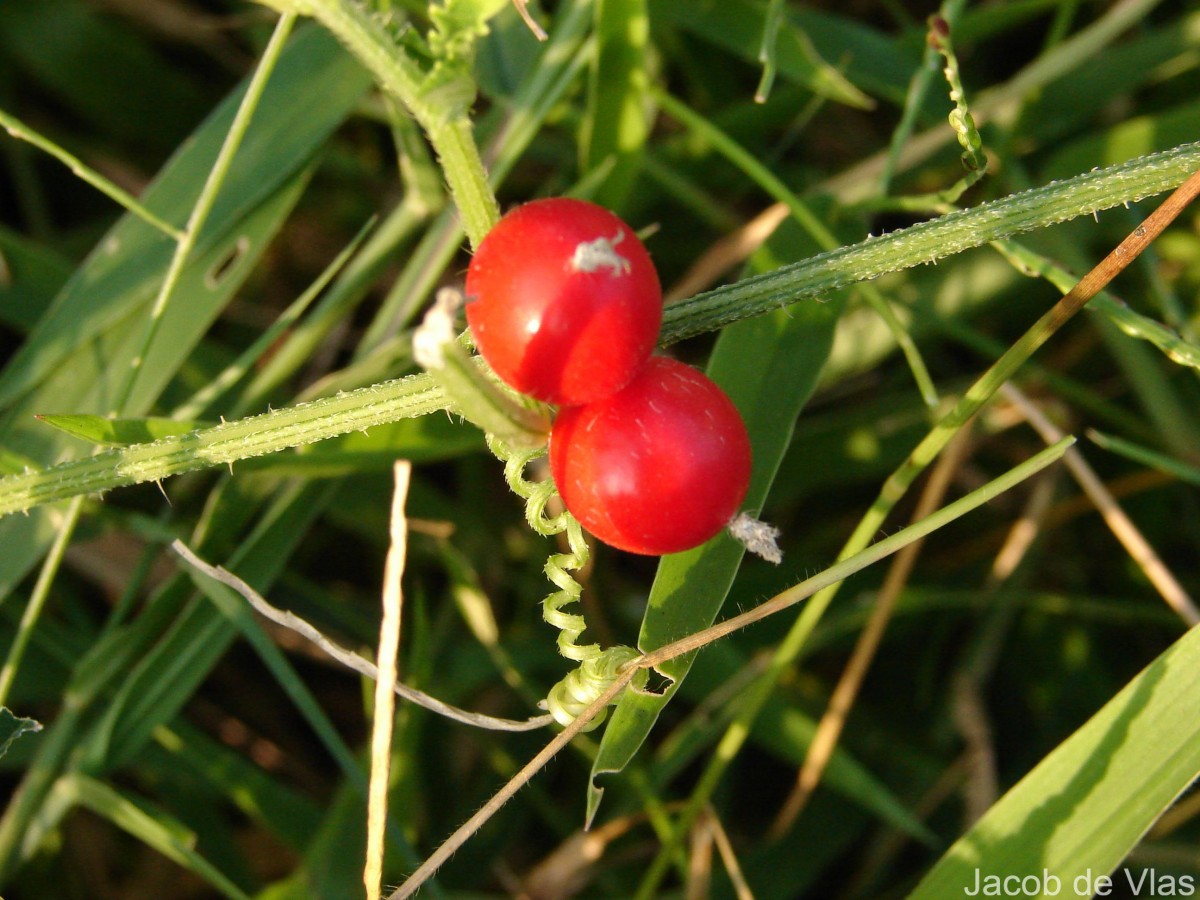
[365,461,411,900]
[169,540,552,732]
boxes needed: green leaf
[35,414,214,448]
[581,0,652,207]
[908,620,1200,899]
[0,707,42,760]
[588,230,846,822]
[0,24,372,597]
[65,773,251,899]
[0,226,72,333]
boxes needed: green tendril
[545,646,647,729]
[488,435,645,730]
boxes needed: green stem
[0,496,84,706]
[3,144,1198,517]
[654,87,939,406]
[663,140,1200,343]
[0,372,449,515]
[260,0,499,246]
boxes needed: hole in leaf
[638,668,674,696]
[205,235,249,289]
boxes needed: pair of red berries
[465,198,751,556]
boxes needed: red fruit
[549,357,752,555]
[465,198,662,406]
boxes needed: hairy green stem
[257,0,499,246]
[2,143,1198,517]
[662,141,1200,343]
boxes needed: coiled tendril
[489,435,646,730]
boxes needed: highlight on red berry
[465,198,662,406]
[549,356,752,556]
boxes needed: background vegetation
[2,0,1199,897]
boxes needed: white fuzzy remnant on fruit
[413,287,463,370]
[570,230,631,276]
[728,512,783,564]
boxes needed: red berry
[549,357,752,555]
[465,198,662,406]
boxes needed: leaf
[65,773,251,899]
[0,707,42,760]
[0,225,72,333]
[0,26,370,418]
[580,0,651,207]
[908,620,1200,899]
[0,24,372,597]
[588,226,846,823]
[35,414,214,448]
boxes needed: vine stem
[3,145,1200,517]
[256,0,499,246]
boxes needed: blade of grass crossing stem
[589,269,846,822]
[116,12,296,415]
[0,168,309,600]
[629,167,1200,898]
[0,26,372,598]
[908,619,1200,899]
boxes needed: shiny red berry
[465,198,662,406]
[549,357,752,555]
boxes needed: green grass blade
[0,106,183,239]
[0,25,371,415]
[1087,429,1200,488]
[908,619,1200,899]
[652,0,874,109]
[580,0,650,206]
[35,414,214,448]
[65,773,252,900]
